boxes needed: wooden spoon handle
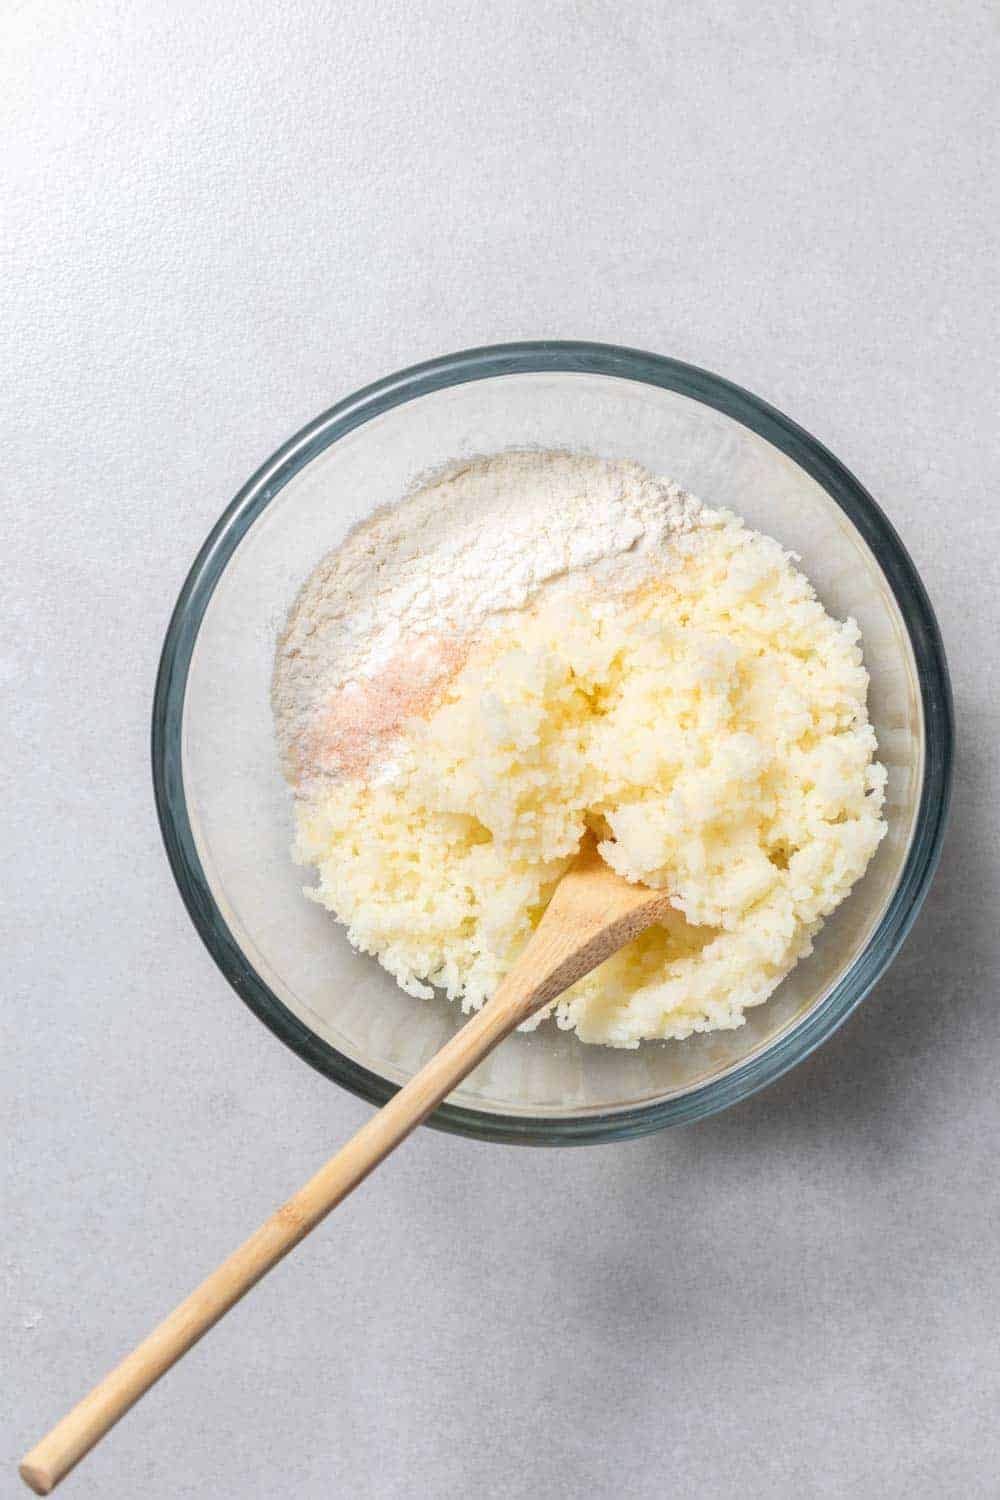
[21,836,668,1493]
[18,989,525,1494]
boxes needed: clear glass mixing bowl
[153,343,953,1143]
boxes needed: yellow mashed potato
[294,514,886,1046]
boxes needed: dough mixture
[274,452,886,1047]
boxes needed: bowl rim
[152,340,954,1145]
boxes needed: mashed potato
[293,513,887,1047]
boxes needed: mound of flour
[273,451,705,791]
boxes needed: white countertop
[6,3,999,1496]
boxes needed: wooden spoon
[20,836,670,1494]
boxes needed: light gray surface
[4,2,998,1496]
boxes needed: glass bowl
[153,342,953,1144]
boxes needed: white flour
[273,450,705,791]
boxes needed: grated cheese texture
[292,513,887,1047]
